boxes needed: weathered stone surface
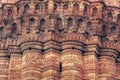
[0,0,120,80]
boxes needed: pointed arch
[24,4,30,13]
[3,20,8,26]
[67,17,73,28]
[17,6,19,14]
[107,11,113,20]
[29,17,35,25]
[39,18,46,31]
[20,18,25,27]
[92,7,98,16]
[11,22,17,33]
[117,14,120,21]
[87,21,93,33]
[87,21,92,28]
[40,18,45,26]
[84,5,88,15]
[45,2,48,10]
[102,25,107,36]
[63,3,68,10]
[35,4,40,10]
[110,25,116,35]
[0,26,3,32]
[56,17,63,31]
[73,3,79,12]
[77,19,83,27]
[8,8,13,15]
[54,3,57,11]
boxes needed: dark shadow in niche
[0,26,3,32]
[23,4,30,13]
[84,5,88,15]
[3,20,8,26]
[117,14,120,21]
[102,25,107,36]
[67,17,73,28]
[28,47,32,50]
[54,3,57,11]
[92,7,98,17]
[29,17,35,25]
[77,19,83,27]
[11,23,17,34]
[63,3,68,10]
[35,4,40,10]
[60,63,62,72]
[39,18,45,32]
[73,3,79,12]
[8,9,12,15]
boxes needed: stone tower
[0,0,120,80]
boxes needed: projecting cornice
[0,0,120,8]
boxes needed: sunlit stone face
[117,0,120,7]
[1,0,18,3]
[104,0,117,6]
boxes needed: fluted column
[116,63,120,79]
[21,42,42,80]
[0,50,9,80]
[99,49,117,80]
[61,41,84,80]
[83,45,99,80]
[42,41,60,80]
[8,46,22,80]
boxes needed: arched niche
[44,2,48,11]
[102,25,107,36]
[0,26,3,32]
[35,4,40,10]
[77,19,83,27]
[24,4,30,13]
[20,18,25,27]
[67,17,73,28]
[84,5,88,15]
[3,20,8,26]
[8,8,13,15]
[92,7,98,17]
[73,3,79,12]
[54,3,57,11]
[63,3,68,10]
[110,25,117,36]
[117,14,120,21]
[11,22,17,34]
[17,6,19,14]
[56,17,63,31]
[29,17,35,25]
[87,21,93,34]
[87,21,92,28]
[107,12,113,20]
[39,18,46,32]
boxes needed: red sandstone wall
[0,0,119,80]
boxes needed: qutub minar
[0,0,120,80]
